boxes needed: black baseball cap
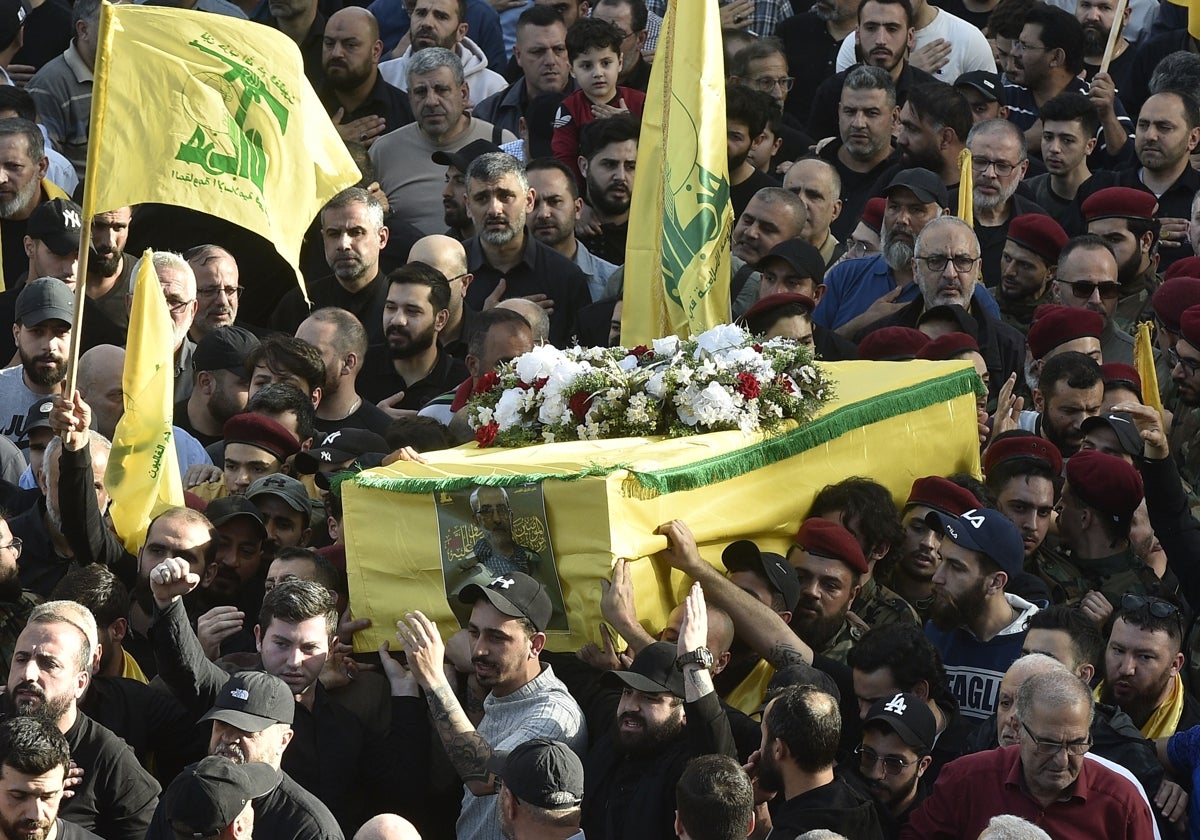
[200,672,295,731]
[864,691,936,753]
[1080,412,1143,459]
[460,571,553,632]
[205,496,267,539]
[722,540,801,613]
[15,276,73,326]
[758,239,827,285]
[295,429,389,474]
[609,641,685,699]
[193,326,260,374]
[0,0,28,52]
[882,168,948,208]
[432,138,503,173]
[954,70,1006,106]
[24,396,55,433]
[26,197,82,256]
[167,756,280,838]
[487,739,584,809]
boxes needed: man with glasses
[131,251,199,404]
[1053,233,1134,365]
[1081,188,1162,334]
[855,692,934,838]
[903,669,1154,838]
[186,245,242,343]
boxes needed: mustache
[12,680,44,700]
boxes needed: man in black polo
[461,152,591,347]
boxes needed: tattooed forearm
[426,684,495,785]
[767,642,810,669]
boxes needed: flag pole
[1098,0,1128,75]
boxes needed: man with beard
[581,585,736,840]
[996,214,1068,334]
[751,685,882,839]
[358,261,468,412]
[461,153,590,348]
[964,119,1045,288]
[1012,350,1105,458]
[785,517,869,664]
[1022,93,1096,219]
[153,566,407,835]
[1051,235,1131,364]
[1035,448,1164,610]
[814,169,945,340]
[881,477,981,623]
[295,308,391,436]
[490,739,584,840]
[177,327,259,449]
[525,158,616,304]
[321,8,413,150]
[272,188,393,342]
[384,572,585,840]
[859,216,1023,404]
[133,251,199,404]
[983,434,1062,576]
[576,114,637,265]
[0,119,66,290]
[0,716,103,840]
[433,139,502,243]
[0,278,69,447]
[855,693,935,838]
[464,485,540,577]
[0,514,39,676]
[726,87,780,221]
[475,6,572,139]
[8,601,160,840]
[776,0,860,126]
[141,671,344,840]
[892,83,971,193]
[1082,188,1163,339]
[84,207,133,338]
[408,234,480,360]
[1079,0,1134,93]
[186,246,241,344]
[923,505,1039,723]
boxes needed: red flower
[568,391,593,422]
[533,377,550,391]
[736,372,761,400]
[752,344,763,353]
[629,345,652,358]
[777,375,795,394]
[474,372,500,395]
[474,421,499,447]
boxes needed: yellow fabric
[1094,675,1185,738]
[83,5,360,299]
[344,361,983,653]
[725,659,776,717]
[1135,320,1163,417]
[1169,0,1200,38]
[957,149,973,228]
[0,179,71,293]
[119,649,149,685]
[620,0,732,344]
[105,250,185,553]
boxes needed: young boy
[552,18,646,186]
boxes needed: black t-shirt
[55,819,104,840]
[778,12,846,125]
[730,168,782,221]
[312,399,392,437]
[578,220,629,266]
[173,399,222,449]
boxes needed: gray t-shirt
[0,366,50,447]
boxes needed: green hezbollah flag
[83,4,361,297]
[620,0,732,345]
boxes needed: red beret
[793,518,868,575]
[1081,186,1158,223]
[1065,448,1143,527]
[1100,362,1141,393]
[983,434,1063,476]
[223,414,302,461]
[1026,304,1103,360]
[905,476,980,516]
[1164,257,1200,282]
[858,327,929,361]
[1152,277,1200,333]
[862,197,886,234]
[1183,304,1200,349]
[917,331,980,361]
[1006,214,1068,263]
[738,293,817,328]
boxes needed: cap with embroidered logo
[865,692,936,753]
[26,197,82,256]
[166,757,280,839]
[200,671,294,732]
[459,570,553,632]
[924,508,1024,578]
[294,429,388,474]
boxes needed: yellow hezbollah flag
[83,4,360,296]
[105,250,185,553]
[621,0,732,345]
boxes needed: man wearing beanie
[922,507,1039,722]
[1033,448,1163,610]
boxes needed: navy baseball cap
[925,508,1024,578]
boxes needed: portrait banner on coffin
[344,361,985,652]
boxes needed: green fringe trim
[353,366,981,497]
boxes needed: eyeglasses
[970,157,1019,177]
[1062,280,1121,301]
[165,298,195,315]
[854,745,920,775]
[749,76,795,93]
[196,286,243,300]
[1013,40,1048,53]
[1020,721,1091,756]
[915,254,980,273]
[473,505,510,516]
[0,538,20,558]
[1170,347,1200,376]
[846,237,878,258]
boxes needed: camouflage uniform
[1169,404,1200,519]
[1111,270,1160,338]
[852,577,920,628]
[998,287,1054,336]
[818,618,865,665]
[1029,544,1165,607]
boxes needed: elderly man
[132,251,198,403]
[731,188,807,272]
[370,48,516,235]
[902,670,1154,838]
[0,118,67,287]
[186,245,242,343]
[782,158,844,266]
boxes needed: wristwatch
[675,647,715,671]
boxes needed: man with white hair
[977,815,1052,840]
[132,250,198,403]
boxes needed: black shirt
[578,220,629,266]
[821,140,902,242]
[312,399,392,437]
[768,777,884,840]
[1,210,28,291]
[621,54,652,92]
[357,344,469,408]
[271,271,391,344]
[81,676,197,786]
[320,72,414,134]
[463,233,593,347]
[808,62,939,142]
[271,11,327,89]
[173,398,222,449]
[12,0,72,70]
[60,712,162,840]
[778,12,847,124]
[730,167,782,220]
[973,194,1049,288]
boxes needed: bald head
[352,814,421,840]
[496,298,549,344]
[77,345,127,440]
[409,234,468,279]
[996,653,1068,747]
[328,6,381,41]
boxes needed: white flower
[694,324,747,356]
[618,354,639,372]
[474,407,494,427]
[646,371,667,399]
[652,335,681,357]
[494,389,525,429]
[514,345,568,384]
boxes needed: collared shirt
[27,40,93,179]
[901,744,1155,839]
[574,240,617,303]
[463,233,593,347]
[320,72,414,135]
